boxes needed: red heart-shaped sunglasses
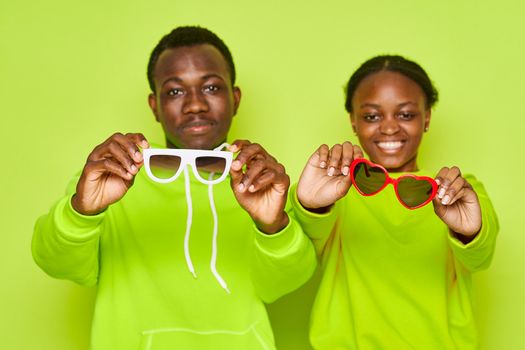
[349,158,438,209]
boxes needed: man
[32,26,316,349]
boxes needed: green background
[2,0,524,349]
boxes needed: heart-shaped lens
[352,161,387,195]
[396,176,436,208]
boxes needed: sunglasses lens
[397,177,434,208]
[352,162,387,195]
[194,156,229,181]
[149,155,182,180]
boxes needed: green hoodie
[291,172,498,350]
[33,166,317,350]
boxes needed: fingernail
[320,161,327,169]
[232,160,241,170]
[342,166,349,176]
[328,167,335,176]
[435,178,441,185]
[131,164,137,172]
[142,140,149,148]
[249,185,255,192]
[442,195,450,205]
[438,188,445,198]
[238,183,245,192]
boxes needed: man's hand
[228,140,290,234]
[71,133,149,215]
[433,166,482,243]
[297,142,364,211]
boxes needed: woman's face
[350,71,431,172]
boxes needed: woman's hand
[433,166,482,242]
[297,142,364,211]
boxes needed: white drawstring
[183,166,196,278]
[208,172,230,293]
[181,156,230,293]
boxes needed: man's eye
[204,85,219,92]
[167,88,183,96]
[363,114,380,122]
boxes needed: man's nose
[182,90,209,114]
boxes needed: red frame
[349,158,438,209]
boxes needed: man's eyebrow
[359,103,381,109]
[201,73,226,81]
[161,76,183,87]
[161,74,226,87]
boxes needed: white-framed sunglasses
[141,142,233,293]
[142,143,233,185]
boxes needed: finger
[325,144,342,177]
[316,144,330,169]
[232,142,267,171]
[353,145,364,160]
[440,176,465,205]
[341,141,355,176]
[248,170,276,192]
[229,163,244,190]
[435,166,459,199]
[126,132,150,150]
[90,132,148,164]
[114,133,148,164]
[85,158,134,181]
[237,158,268,192]
[105,140,140,175]
[229,139,251,153]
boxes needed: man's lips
[180,120,216,134]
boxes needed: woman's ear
[424,109,431,132]
[350,113,357,135]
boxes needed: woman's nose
[379,117,400,135]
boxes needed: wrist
[71,194,105,216]
[255,212,290,235]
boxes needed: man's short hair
[147,26,236,92]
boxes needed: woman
[292,55,498,349]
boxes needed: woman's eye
[399,112,416,120]
[167,88,183,96]
[363,114,380,122]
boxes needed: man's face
[148,44,241,149]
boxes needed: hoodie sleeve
[250,202,317,303]
[32,176,103,287]
[289,183,341,256]
[448,174,499,272]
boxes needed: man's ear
[232,87,241,116]
[148,93,159,122]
